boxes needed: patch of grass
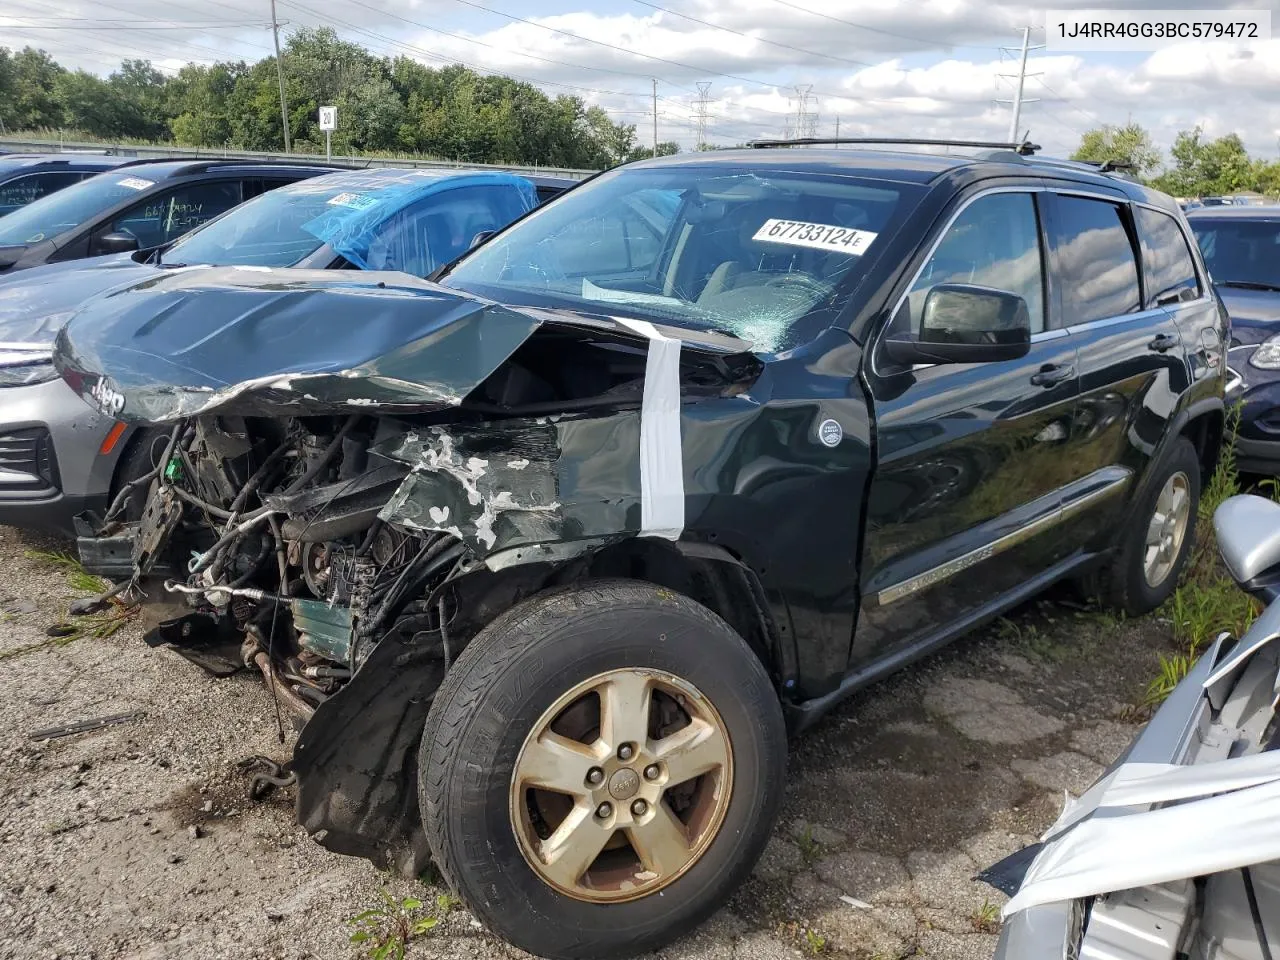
[24,549,109,595]
[1142,419,1258,710]
[348,889,455,960]
[0,605,137,661]
[970,899,1001,934]
[802,928,828,956]
[994,616,1070,663]
[796,824,822,866]
[1199,401,1243,522]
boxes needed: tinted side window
[110,180,244,248]
[0,171,83,213]
[906,192,1046,333]
[1134,207,1201,307]
[1051,195,1141,324]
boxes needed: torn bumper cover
[988,602,1280,960]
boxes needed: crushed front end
[55,265,768,876]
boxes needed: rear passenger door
[858,188,1082,665]
[1046,190,1192,549]
[1134,204,1223,396]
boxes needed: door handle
[1148,333,1179,353]
[1030,363,1074,387]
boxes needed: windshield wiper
[1219,280,1280,293]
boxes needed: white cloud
[7,0,1280,161]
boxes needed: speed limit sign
[319,106,337,131]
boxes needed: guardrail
[0,136,598,180]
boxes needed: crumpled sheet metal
[1002,775,1280,917]
[1204,594,1280,689]
[51,267,541,421]
[376,416,641,555]
[1002,626,1280,919]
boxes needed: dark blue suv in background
[0,153,132,217]
[0,158,341,273]
[1187,206,1280,473]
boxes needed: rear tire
[418,580,786,960]
[1096,436,1200,616]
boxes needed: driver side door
[854,188,1082,668]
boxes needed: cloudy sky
[6,0,1280,163]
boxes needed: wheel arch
[439,537,793,695]
[1173,397,1226,484]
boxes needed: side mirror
[469,230,495,250]
[93,231,140,255]
[884,283,1032,366]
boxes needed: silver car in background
[990,493,1280,960]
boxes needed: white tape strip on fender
[616,318,685,540]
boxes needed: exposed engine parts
[121,414,465,720]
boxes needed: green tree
[1150,126,1255,197]
[626,141,680,162]
[107,60,171,141]
[169,62,245,147]
[1,47,66,130]
[1070,123,1161,175]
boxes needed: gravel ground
[0,523,1174,960]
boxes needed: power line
[336,0,694,91]
[629,0,878,69]
[760,0,1001,50]
[280,0,650,100]
[1033,76,1108,130]
[435,0,836,96]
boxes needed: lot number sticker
[116,177,155,191]
[754,219,877,255]
[326,192,377,211]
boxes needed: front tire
[419,580,786,960]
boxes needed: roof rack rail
[748,137,1041,156]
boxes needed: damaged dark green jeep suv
[58,140,1226,959]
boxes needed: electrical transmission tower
[996,27,1044,142]
[693,82,715,150]
[785,85,818,140]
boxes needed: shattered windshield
[445,166,914,352]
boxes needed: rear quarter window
[1134,206,1201,307]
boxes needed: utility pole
[786,85,818,141]
[652,78,658,157]
[996,27,1043,143]
[694,82,714,151]
[834,115,840,146]
[270,0,292,153]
